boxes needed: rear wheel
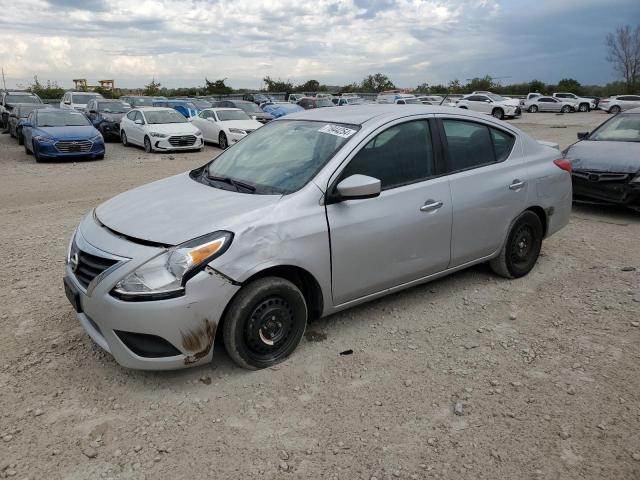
[492,108,504,120]
[490,211,543,279]
[610,105,621,114]
[218,132,228,149]
[121,130,128,146]
[144,135,153,153]
[223,277,307,370]
[528,105,538,113]
[561,105,571,113]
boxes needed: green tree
[27,76,65,100]
[360,73,395,93]
[465,75,496,92]
[447,79,463,93]
[296,79,321,92]
[528,79,546,93]
[263,76,293,92]
[94,86,116,99]
[204,78,233,95]
[556,78,582,94]
[414,82,429,93]
[143,78,162,96]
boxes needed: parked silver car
[523,96,574,113]
[63,105,572,370]
[598,95,640,114]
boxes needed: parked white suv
[120,107,203,153]
[456,93,521,120]
[552,93,594,112]
[61,91,104,111]
[597,95,640,114]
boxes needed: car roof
[282,104,488,126]
[6,91,36,95]
[35,108,72,113]
[209,108,242,112]
[135,107,174,112]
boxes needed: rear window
[442,120,515,171]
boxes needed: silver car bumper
[64,213,240,370]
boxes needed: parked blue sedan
[261,101,304,119]
[22,108,105,162]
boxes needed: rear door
[326,118,452,305]
[437,116,526,266]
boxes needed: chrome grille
[168,135,196,147]
[572,171,630,183]
[71,248,118,289]
[55,140,93,153]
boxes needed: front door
[326,119,452,305]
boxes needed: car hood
[564,141,640,174]
[223,119,263,130]
[252,111,274,120]
[39,125,99,139]
[144,122,200,135]
[95,172,282,245]
[500,99,521,107]
[101,112,126,122]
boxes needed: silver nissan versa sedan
[63,105,572,370]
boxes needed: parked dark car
[297,97,335,110]
[8,104,49,144]
[1,91,43,130]
[212,100,273,123]
[242,92,271,105]
[85,99,131,140]
[563,107,640,211]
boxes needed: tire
[490,211,543,279]
[17,130,23,146]
[144,136,153,153]
[222,276,308,370]
[578,103,589,112]
[561,105,571,113]
[9,126,15,138]
[32,141,42,163]
[96,154,105,160]
[610,105,621,114]
[218,132,228,149]
[528,105,538,113]
[24,141,31,155]
[121,130,128,146]
[1,113,7,130]
[492,108,504,120]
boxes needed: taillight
[554,159,572,173]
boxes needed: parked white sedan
[456,93,522,120]
[120,107,203,153]
[190,108,263,149]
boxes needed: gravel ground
[1,111,639,480]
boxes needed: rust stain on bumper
[182,319,215,365]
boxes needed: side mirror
[577,131,590,140]
[485,99,492,103]
[134,119,143,125]
[64,100,71,105]
[89,110,97,114]
[335,174,381,201]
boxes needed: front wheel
[578,103,589,112]
[144,136,153,153]
[561,105,571,113]
[222,277,308,370]
[218,132,228,149]
[32,141,42,163]
[490,211,543,279]
[492,108,504,120]
[121,130,128,146]
[17,129,24,145]
[528,105,538,113]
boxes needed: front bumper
[63,213,240,370]
[152,135,204,151]
[505,106,521,118]
[228,131,247,145]
[572,171,640,206]
[99,121,121,139]
[35,139,105,159]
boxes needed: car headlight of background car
[149,132,168,138]
[90,134,104,143]
[112,231,233,301]
[229,128,247,135]
[631,174,640,184]
[34,135,54,144]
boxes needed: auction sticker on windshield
[318,124,357,138]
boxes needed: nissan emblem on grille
[70,252,79,272]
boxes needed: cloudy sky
[0,0,638,90]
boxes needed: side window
[618,96,631,101]
[340,120,435,190]
[126,111,136,120]
[442,120,512,171]
[135,111,144,123]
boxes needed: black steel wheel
[490,211,543,279]
[223,277,307,369]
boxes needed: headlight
[229,128,246,135]
[34,135,54,143]
[631,174,640,184]
[149,132,167,138]
[112,231,233,301]
[90,134,103,143]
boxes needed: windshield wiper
[207,174,256,192]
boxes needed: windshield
[590,114,640,142]
[72,94,100,105]
[130,97,155,106]
[191,99,212,109]
[404,98,421,104]
[6,95,40,104]
[217,110,250,121]
[488,94,506,102]
[144,110,188,124]
[203,120,359,194]
[235,102,263,114]
[36,111,90,127]
[316,99,334,107]
[17,105,41,117]
[98,101,130,113]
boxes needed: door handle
[509,180,526,190]
[420,200,443,212]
